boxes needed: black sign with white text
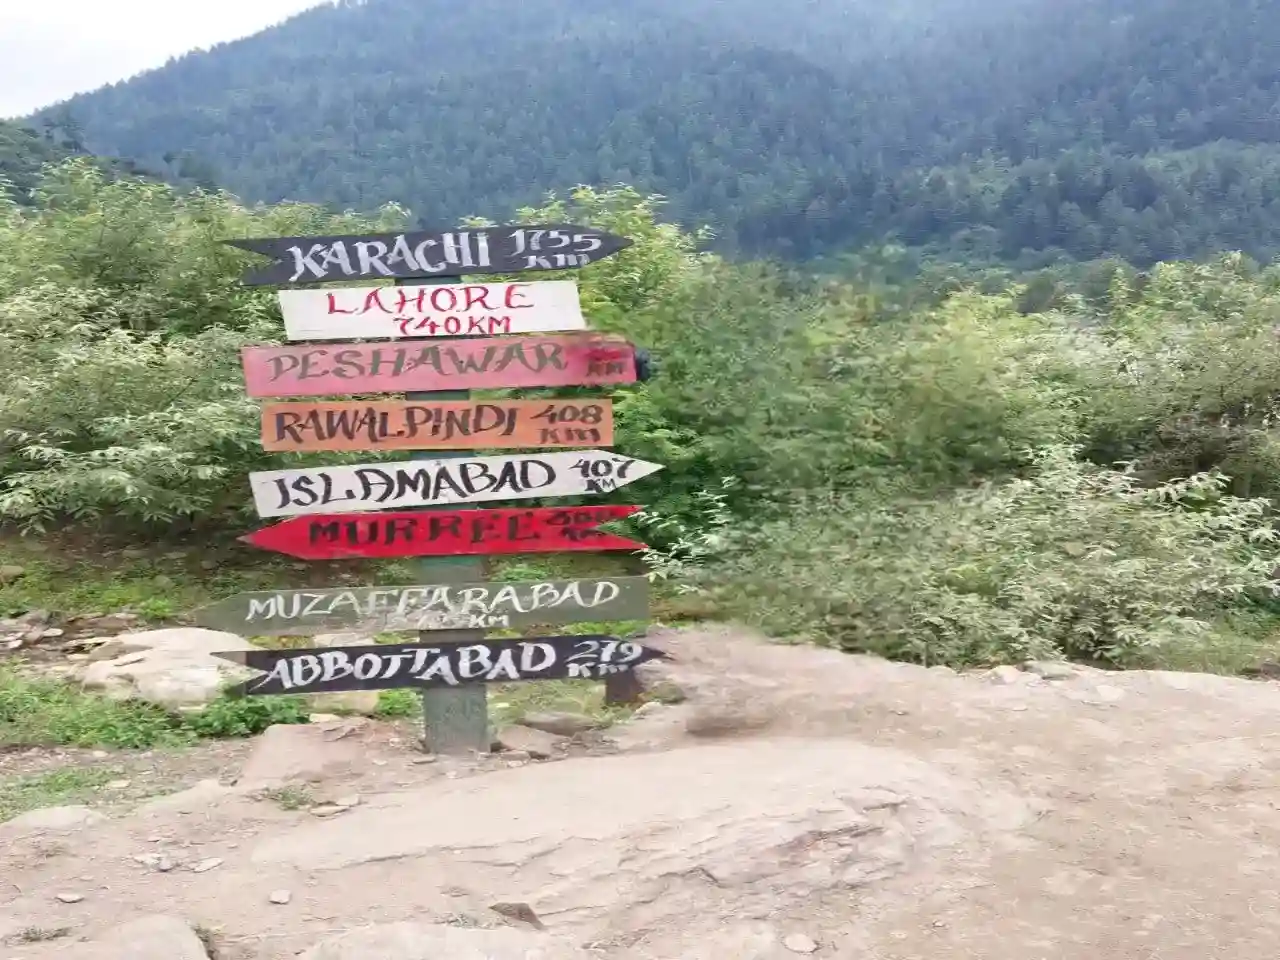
[214,635,667,697]
[225,224,633,286]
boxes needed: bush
[710,446,1280,668]
[1079,254,1280,498]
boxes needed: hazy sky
[0,0,327,118]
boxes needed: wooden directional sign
[225,224,632,286]
[249,450,662,518]
[240,505,645,560]
[241,334,637,398]
[261,398,613,453]
[215,634,669,697]
[191,576,651,636]
[278,281,586,341]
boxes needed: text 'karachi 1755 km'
[227,225,633,285]
[214,220,667,721]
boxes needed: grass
[256,784,315,810]
[10,926,73,943]
[0,664,311,750]
[0,766,120,822]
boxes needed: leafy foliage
[712,449,1280,668]
[7,161,1280,675]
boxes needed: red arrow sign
[239,505,645,560]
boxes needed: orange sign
[260,399,613,453]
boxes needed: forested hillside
[36,0,1280,267]
[0,120,81,203]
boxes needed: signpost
[278,281,586,341]
[240,334,638,397]
[259,398,614,452]
[191,576,651,636]
[213,218,661,756]
[239,505,647,560]
[226,224,633,285]
[214,635,669,698]
[248,451,664,517]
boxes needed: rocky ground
[4,623,1280,958]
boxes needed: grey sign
[191,576,650,636]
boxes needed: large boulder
[64,915,209,960]
[79,627,257,709]
[0,804,106,834]
[236,719,370,789]
[298,922,589,960]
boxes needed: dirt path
[5,624,1280,958]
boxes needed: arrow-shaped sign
[248,450,663,518]
[225,224,632,286]
[191,576,651,636]
[214,635,669,697]
[240,334,637,398]
[277,280,587,341]
[240,505,645,560]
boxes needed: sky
[0,0,327,118]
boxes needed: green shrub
[710,446,1280,668]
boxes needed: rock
[0,564,25,583]
[40,627,65,639]
[519,711,597,737]
[19,609,50,626]
[311,805,349,818]
[308,690,381,716]
[1095,683,1126,703]
[105,779,131,790]
[489,901,545,930]
[493,724,561,759]
[314,632,376,648]
[79,628,260,709]
[1,805,107,834]
[155,856,175,872]
[269,889,292,905]
[77,612,142,634]
[685,697,777,738]
[137,780,233,815]
[334,794,362,809]
[783,932,819,954]
[649,682,689,704]
[309,713,343,724]
[680,922,787,959]
[55,892,85,904]
[64,914,208,960]
[631,701,664,719]
[85,641,136,663]
[237,722,368,789]
[984,665,1024,685]
[297,922,589,960]
[191,857,223,873]
[1023,660,1078,680]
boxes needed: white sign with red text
[277,280,587,341]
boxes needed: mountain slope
[0,119,80,203]
[41,0,1280,266]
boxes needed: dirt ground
[4,623,1280,959]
